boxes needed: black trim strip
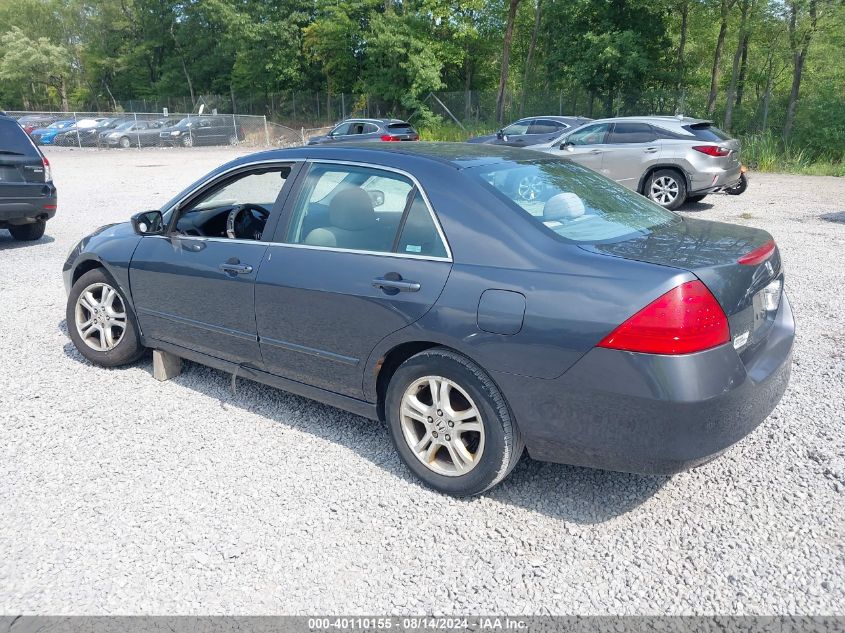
[137,308,257,342]
[259,336,359,366]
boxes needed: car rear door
[255,161,452,399]
[600,122,662,190]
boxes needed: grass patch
[739,132,845,176]
[739,212,755,219]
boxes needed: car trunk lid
[580,216,782,354]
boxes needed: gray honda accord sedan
[63,143,794,496]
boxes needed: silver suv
[533,116,742,209]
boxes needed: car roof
[579,115,711,126]
[338,118,409,125]
[234,142,547,171]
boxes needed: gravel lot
[1,147,843,615]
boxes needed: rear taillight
[693,145,730,157]
[380,134,401,141]
[42,156,52,182]
[598,280,729,355]
[738,239,775,266]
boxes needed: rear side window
[0,119,39,156]
[387,123,417,135]
[397,191,447,258]
[529,120,565,135]
[608,122,656,144]
[471,159,677,244]
[683,123,732,141]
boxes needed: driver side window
[567,123,611,146]
[173,165,291,240]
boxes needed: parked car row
[13,114,246,148]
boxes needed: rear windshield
[387,123,416,134]
[0,119,39,156]
[469,159,678,244]
[683,123,732,141]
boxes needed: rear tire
[66,268,145,367]
[646,169,687,210]
[9,220,46,241]
[385,347,524,496]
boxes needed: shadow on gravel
[0,232,55,250]
[60,336,667,523]
[679,201,715,212]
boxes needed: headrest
[329,187,376,231]
[543,192,585,221]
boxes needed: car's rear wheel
[8,220,46,241]
[647,169,687,209]
[686,194,707,204]
[385,348,524,496]
[119,136,131,149]
[66,269,145,367]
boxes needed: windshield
[469,159,678,244]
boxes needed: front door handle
[644,147,659,153]
[372,274,421,294]
[590,149,603,154]
[219,258,253,275]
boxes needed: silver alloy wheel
[399,375,485,477]
[229,134,239,145]
[119,136,130,149]
[649,175,680,206]
[182,134,193,147]
[74,282,128,352]
[517,175,545,201]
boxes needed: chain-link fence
[6,110,326,150]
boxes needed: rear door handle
[644,147,659,153]
[219,260,253,275]
[372,275,421,293]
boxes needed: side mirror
[560,140,573,150]
[496,129,504,140]
[368,189,385,207]
[131,210,164,235]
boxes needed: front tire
[181,134,194,147]
[119,136,131,149]
[385,348,524,496]
[9,220,46,241]
[66,268,145,367]
[647,169,687,209]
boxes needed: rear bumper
[689,163,742,194]
[0,193,57,224]
[499,292,795,474]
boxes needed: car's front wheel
[385,348,524,496]
[181,134,194,147]
[647,169,687,209]
[8,220,46,241]
[119,136,131,149]
[66,268,145,367]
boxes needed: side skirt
[144,337,380,421]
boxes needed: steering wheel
[226,203,271,240]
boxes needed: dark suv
[158,116,245,147]
[0,113,56,241]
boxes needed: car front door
[255,161,452,398]
[547,122,610,173]
[129,162,300,366]
[600,122,662,190]
[497,119,533,146]
[324,122,352,144]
